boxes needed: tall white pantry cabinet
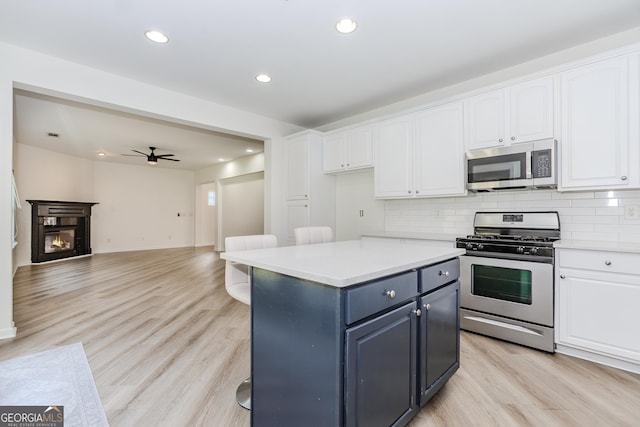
[284,131,335,245]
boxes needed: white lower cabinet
[285,200,309,245]
[555,248,640,373]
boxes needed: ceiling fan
[121,146,180,164]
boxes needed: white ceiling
[3,0,640,170]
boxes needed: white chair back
[224,234,278,305]
[294,226,333,246]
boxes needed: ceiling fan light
[148,159,158,165]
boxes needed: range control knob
[516,246,525,254]
[477,243,484,251]
[530,247,539,255]
[466,243,474,250]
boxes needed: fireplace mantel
[27,200,98,263]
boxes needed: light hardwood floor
[3,247,640,426]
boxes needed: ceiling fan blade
[132,150,148,156]
[120,153,146,157]
[160,157,181,162]
[156,154,175,158]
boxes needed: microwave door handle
[526,152,532,179]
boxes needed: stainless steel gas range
[455,211,560,352]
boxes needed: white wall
[217,172,265,250]
[13,143,95,266]
[92,162,195,253]
[195,152,265,185]
[335,169,385,240]
[0,42,300,338]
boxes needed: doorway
[195,182,217,247]
[216,172,265,251]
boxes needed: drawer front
[420,258,459,293]
[558,249,640,275]
[345,271,418,325]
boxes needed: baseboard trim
[0,323,17,340]
[555,344,640,375]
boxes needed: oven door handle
[526,151,532,179]
[463,315,543,336]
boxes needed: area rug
[0,342,109,426]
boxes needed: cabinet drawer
[558,249,640,275]
[420,258,459,293]
[345,271,418,325]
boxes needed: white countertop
[554,239,640,254]
[221,239,464,288]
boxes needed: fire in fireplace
[44,229,75,253]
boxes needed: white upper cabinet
[374,115,414,198]
[414,102,466,197]
[323,125,373,173]
[466,76,554,150]
[374,101,466,199]
[466,90,505,150]
[559,54,640,191]
[285,133,310,200]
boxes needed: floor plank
[3,247,640,426]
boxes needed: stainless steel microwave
[466,139,556,192]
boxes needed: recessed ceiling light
[246,149,254,153]
[218,158,225,162]
[336,18,357,34]
[97,152,105,157]
[145,30,169,44]
[255,74,272,83]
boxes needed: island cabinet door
[345,301,418,427]
[418,280,460,406]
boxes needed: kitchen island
[221,239,464,427]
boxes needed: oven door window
[468,152,527,183]
[471,265,532,305]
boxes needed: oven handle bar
[462,315,543,336]
[461,251,553,263]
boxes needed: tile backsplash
[384,189,640,242]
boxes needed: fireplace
[27,200,98,263]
